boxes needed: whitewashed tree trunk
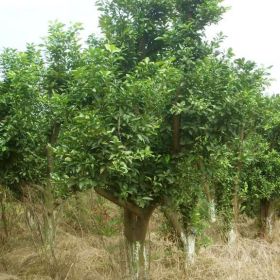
[266,213,273,239]
[209,199,217,223]
[187,233,196,264]
[179,231,196,268]
[260,199,275,240]
[124,208,153,280]
[163,209,196,268]
[228,226,237,245]
[125,240,149,280]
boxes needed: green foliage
[243,136,280,200]
[97,0,225,71]
[0,22,85,194]
[0,46,47,190]
[1,1,278,244]
[54,56,182,206]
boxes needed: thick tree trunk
[231,127,244,242]
[232,176,239,230]
[230,193,239,245]
[209,199,217,223]
[260,199,275,240]
[40,121,60,262]
[227,225,238,245]
[169,90,197,264]
[177,228,196,266]
[203,181,216,223]
[124,208,153,280]
[186,233,196,264]
[0,191,9,239]
[94,189,156,279]
[162,209,196,267]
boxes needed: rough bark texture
[124,208,154,280]
[209,199,217,223]
[163,208,196,267]
[40,121,61,262]
[0,191,9,239]
[95,188,157,279]
[260,199,275,240]
[187,233,196,264]
[232,127,244,239]
[203,181,216,223]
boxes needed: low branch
[95,188,148,217]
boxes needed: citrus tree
[0,46,46,192]
[0,1,274,279]
[242,96,280,239]
[54,0,226,277]
[0,23,84,258]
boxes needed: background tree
[241,96,280,239]
[0,46,46,192]
[0,23,84,261]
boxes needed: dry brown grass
[147,222,280,280]
[0,192,280,280]
[1,226,279,280]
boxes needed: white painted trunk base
[209,200,217,223]
[126,241,148,280]
[265,214,273,238]
[228,228,237,245]
[187,234,196,264]
[180,232,196,267]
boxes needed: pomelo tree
[55,0,226,277]
[0,23,84,258]
[55,0,268,274]
[242,96,280,239]
[0,1,274,279]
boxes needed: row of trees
[1,1,279,279]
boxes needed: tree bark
[208,199,216,223]
[260,198,275,240]
[0,190,9,239]
[162,208,196,267]
[232,174,240,235]
[41,121,61,262]
[169,87,198,264]
[227,225,237,245]
[124,208,154,280]
[231,127,244,241]
[95,189,156,279]
[203,181,216,223]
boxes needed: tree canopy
[0,1,279,279]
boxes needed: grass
[0,190,279,280]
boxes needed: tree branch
[172,114,181,154]
[46,122,61,175]
[95,188,149,217]
[172,87,182,155]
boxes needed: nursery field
[0,191,280,280]
[1,1,280,279]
